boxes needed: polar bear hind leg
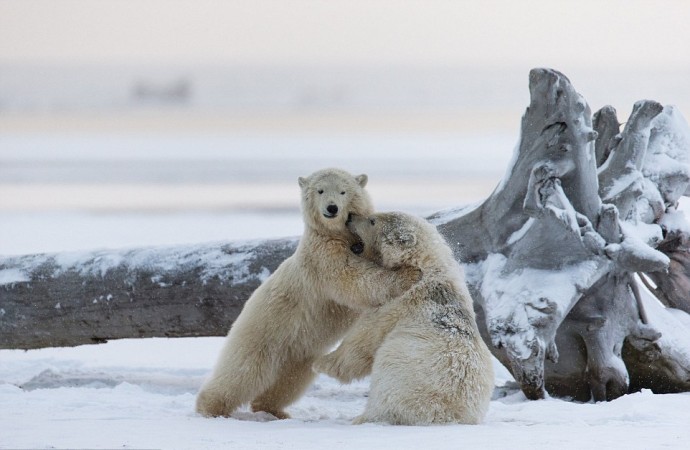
[358,326,473,425]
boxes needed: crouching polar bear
[314,211,494,425]
[195,169,420,419]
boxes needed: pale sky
[1,0,689,71]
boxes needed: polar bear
[195,169,420,419]
[314,211,494,425]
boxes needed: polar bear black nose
[327,204,338,215]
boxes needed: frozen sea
[0,129,516,253]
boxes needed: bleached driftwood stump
[2,68,690,401]
[434,70,690,400]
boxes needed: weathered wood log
[434,68,617,399]
[544,100,690,401]
[598,100,666,221]
[545,100,666,401]
[3,68,690,403]
[434,69,690,401]
[0,239,296,349]
[592,105,620,168]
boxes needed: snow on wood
[0,238,297,350]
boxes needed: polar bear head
[298,168,373,235]
[347,211,450,269]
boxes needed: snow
[645,106,690,203]
[660,206,690,235]
[466,253,606,360]
[0,267,30,285]
[4,239,285,286]
[639,289,690,380]
[506,217,535,245]
[647,107,690,173]
[3,335,690,449]
[3,130,690,449]
[600,170,642,201]
[616,217,666,265]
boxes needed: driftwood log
[2,68,690,402]
[433,70,690,400]
[0,239,295,349]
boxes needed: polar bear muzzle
[324,204,339,218]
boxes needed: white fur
[314,212,494,425]
[195,169,419,419]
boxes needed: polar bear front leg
[329,253,420,309]
[314,301,402,382]
[313,344,371,383]
[195,383,235,418]
[196,373,256,418]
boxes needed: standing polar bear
[196,169,420,419]
[314,211,494,425]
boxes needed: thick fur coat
[314,212,494,425]
[195,169,419,419]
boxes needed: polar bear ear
[298,176,307,188]
[355,174,368,188]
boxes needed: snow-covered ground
[3,333,690,450]
[2,131,690,449]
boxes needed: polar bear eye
[340,191,346,195]
[317,189,324,194]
